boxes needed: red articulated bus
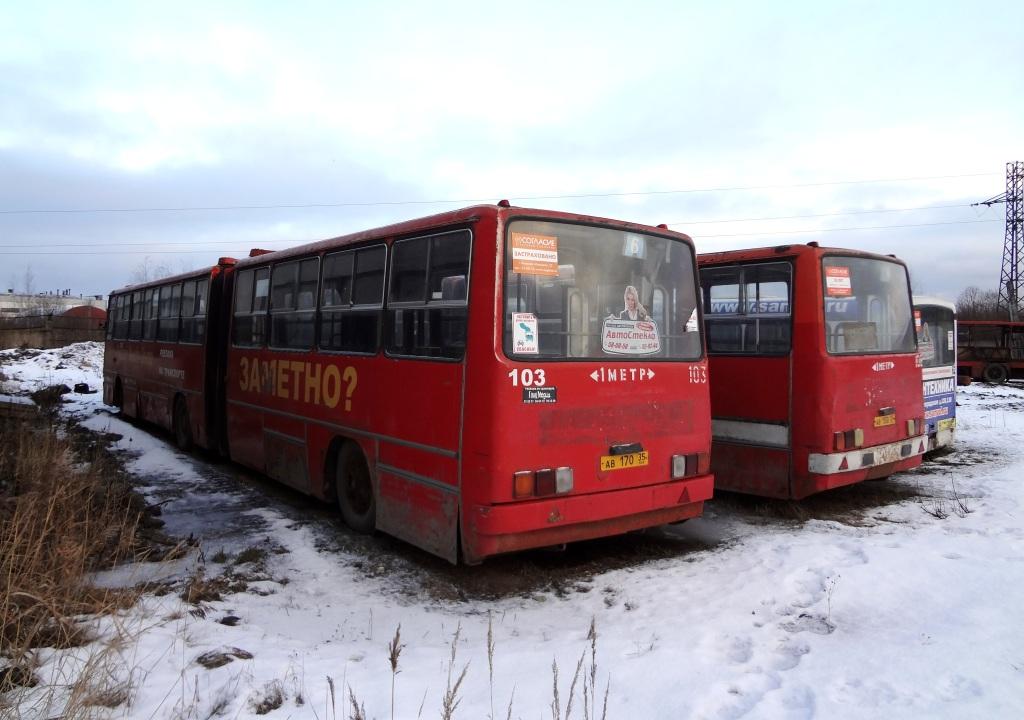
[697,243,926,499]
[956,319,1024,384]
[104,204,714,564]
[104,260,236,451]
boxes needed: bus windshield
[504,220,702,360]
[917,306,956,368]
[822,256,915,355]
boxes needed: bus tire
[173,396,193,451]
[983,363,1008,384]
[336,442,376,534]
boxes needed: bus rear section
[914,297,957,452]
[460,216,713,562]
[103,259,234,452]
[700,245,926,500]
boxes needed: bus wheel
[173,396,193,451]
[336,442,376,534]
[983,363,1009,384]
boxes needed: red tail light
[513,467,573,499]
[834,429,863,451]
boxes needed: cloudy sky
[1,1,1022,302]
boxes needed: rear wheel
[983,363,1009,384]
[173,396,193,451]
[336,442,376,533]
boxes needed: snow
[2,343,1023,719]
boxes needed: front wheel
[336,442,376,534]
[983,363,1009,384]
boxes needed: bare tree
[22,265,35,296]
[131,256,176,284]
[956,286,1006,320]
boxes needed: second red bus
[698,243,926,499]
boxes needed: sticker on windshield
[511,232,559,276]
[602,284,661,354]
[512,312,539,354]
[825,266,852,297]
[602,319,661,355]
[685,307,699,332]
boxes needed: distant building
[0,290,107,317]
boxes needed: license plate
[875,443,904,464]
[599,451,649,472]
[873,414,896,428]
[938,418,956,431]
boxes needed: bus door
[701,261,793,497]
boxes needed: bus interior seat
[440,275,467,302]
[322,287,342,307]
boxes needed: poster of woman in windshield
[603,284,660,355]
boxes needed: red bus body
[103,260,236,451]
[956,319,1024,384]
[697,244,926,499]
[105,205,713,563]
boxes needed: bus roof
[697,243,909,268]
[913,295,956,313]
[229,204,695,270]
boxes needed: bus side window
[109,295,122,339]
[180,280,200,344]
[270,259,317,350]
[701,262,791,355]
[143,288,159,340]
[387,230,471,359]
[129,291,144,339]
[157,284,181,343]
[232,269,259,347]
[321,245,385,354]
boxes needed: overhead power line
[693,218,999,239]
[0,171,999,216]
[669,201,981,226]
[0,218,1002,256]
[0,202,993,250]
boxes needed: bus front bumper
[465,474,714,561]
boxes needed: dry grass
[0,406,150,711]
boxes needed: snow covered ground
[2,343,1023,719]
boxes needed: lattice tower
[997,161,1024,320]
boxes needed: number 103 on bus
[600,451,649,471]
